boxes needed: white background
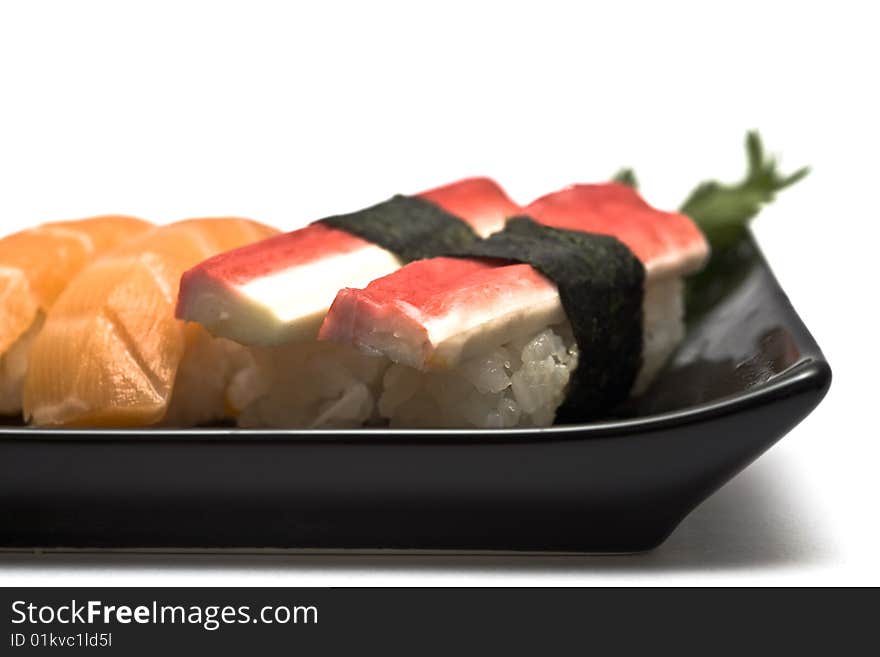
[0,0,876,585]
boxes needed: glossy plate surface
[0,233,831,552]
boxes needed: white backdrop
[0,0,875,585]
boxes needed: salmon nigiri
[0,215,152,414]
[23,217,278,427]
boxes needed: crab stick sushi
[175,177,519,428]
[0,215,152,415]
[23,217,278,427]
[175,177,519,347]
[318,184,709,427]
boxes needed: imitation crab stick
[175,177,520,346]
[522,183,708,278]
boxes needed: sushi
[3,132,805,429]
[0,215,152,415]
[23,217,278,427]
[318,184,709,427]
[175,177,519,346]
[175,177,520,428]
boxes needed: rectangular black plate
[0,234,831,553]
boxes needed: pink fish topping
[319,183,709,371]
[175,177,519,346]
[321,257,562,370]
[524,183,708,276]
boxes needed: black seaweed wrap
[317,195,480,262]
[449,216,645,422]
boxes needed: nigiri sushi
[318,184,709,428]
[0,215,152,415]
[23,217,278,427]
[177,178,520,428]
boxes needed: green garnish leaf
[679,131,809,249]
[612,168,638,188]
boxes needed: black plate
[0,233,831,553]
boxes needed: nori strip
[448,216,645,422]
[317,194,480,262]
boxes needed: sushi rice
[226,276,683,429]
[161,329,255,427]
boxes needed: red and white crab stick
[175,178,519,346]
[319,184,709,385]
